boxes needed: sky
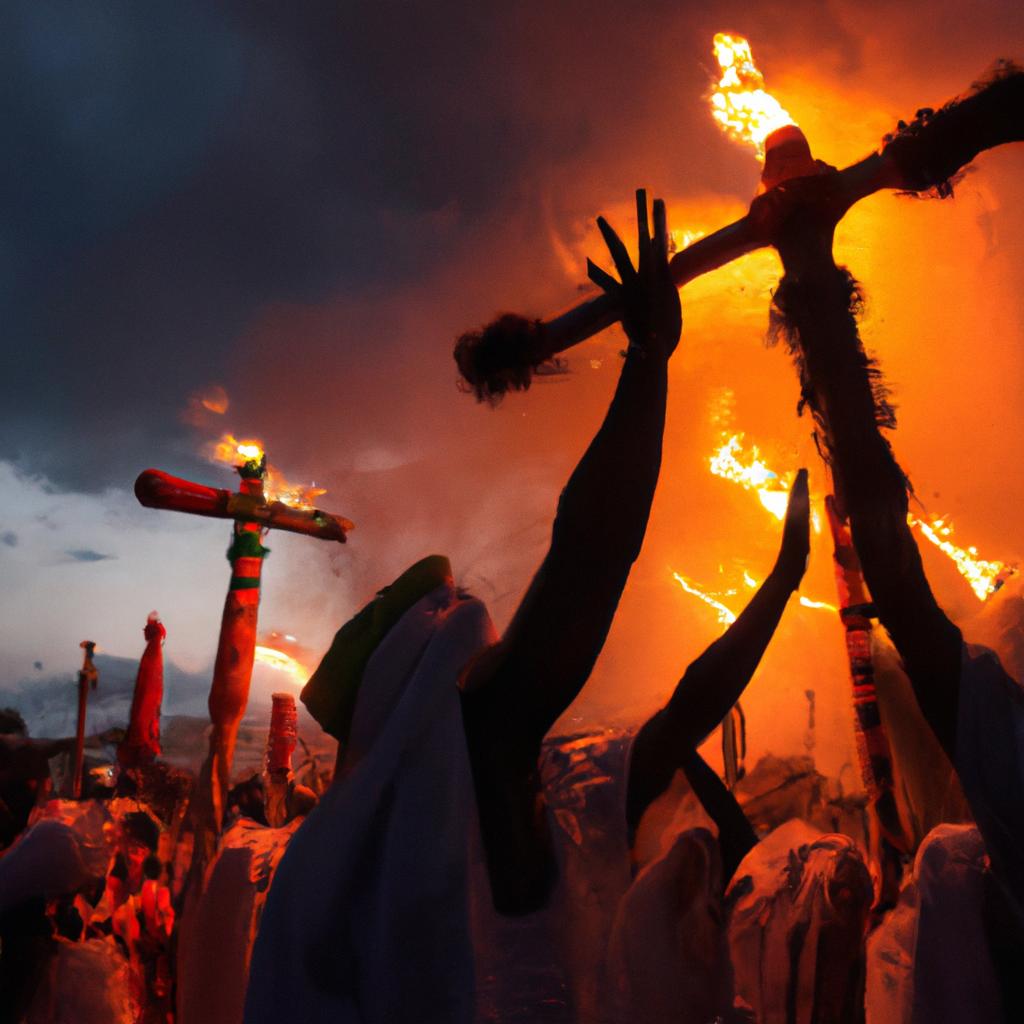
[2,1,1023,776]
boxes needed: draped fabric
[244,584,495,1024]
[955,644,1024,919]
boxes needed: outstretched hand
[587,189,682,362]
[776,468,811,590]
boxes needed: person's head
[0,707,27,736]
[302,555,494,766]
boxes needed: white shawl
[244,585,495,1024]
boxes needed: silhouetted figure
[627,470,810,880]
[246,192,683,1024]
[607,473,826,1024]
[460,190,682,914]
[0,712,117,848]
[752,173,1024,1018]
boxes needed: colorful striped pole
[826,496,908,907]
[264,692,298,827]
[189,455,269,869]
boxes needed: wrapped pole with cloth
[455,62,1024,402]
[133,444,353,884]
[117,612,166,770]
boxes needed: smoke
[1,1,1023,776]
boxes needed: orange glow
[908,513,1015,601]
[709,32,794,156]
[254,645,309,687]
[208,433,327,510]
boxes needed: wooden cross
[134,451,353,868]
[455,66,1023,401]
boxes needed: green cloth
[301,555,453,744]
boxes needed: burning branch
[135,469,353,543]
[455,46,1023,401]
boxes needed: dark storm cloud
[4,0,851,491]
[65,548,115,562]
[8,0,1021,498]
[0,532,17,547]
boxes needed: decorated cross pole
[454,64,1023,401]
[825,497,908,909]
[134,447,353,867]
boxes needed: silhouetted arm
[754,176,963,757]
[679,749,757,884]
[460,191,682,912]
[462,191,679,740]
[627,471,810,838]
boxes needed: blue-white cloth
[244,584,495,1024]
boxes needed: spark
[908,514,1015,602]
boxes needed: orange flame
[709,432,792,521]
[908,514,1015,602]
[254,645,309,687]
[673,569,837,624]
[672,572,737,626]
[208,433,327,510]
[709,33,794,156]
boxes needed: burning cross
[134,448,353,869]
[454,62,1023,401]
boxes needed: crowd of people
[0,183,1021,1023]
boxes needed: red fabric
[266,693,298,774]
[118,615,166,769]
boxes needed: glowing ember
[709,33,794,156]
[254,645,309,687]
[908,513,1014,601]
[208,433,327,510]
[672,572,736,626]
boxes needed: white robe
[955,644,1024,915]
[866,824,1002,1024]
[244,585,495,1024]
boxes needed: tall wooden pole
[189,455,269,872]
[72,641,98,798]
[826,496,908,909]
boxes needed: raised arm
[462,191,680,738]
[752,175,963,758]
[460,191,682,912]
[626,471,810,839]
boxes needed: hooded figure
[244,556,497,1024]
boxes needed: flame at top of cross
[709,32,795,156]
[208,433,327,510]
